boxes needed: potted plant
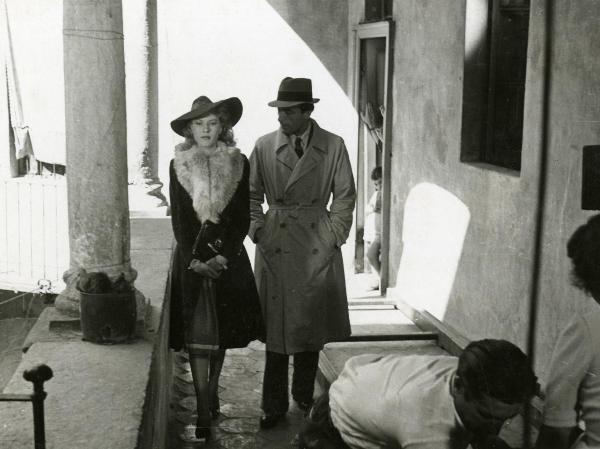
[75,269,136,344]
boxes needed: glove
[206,255,228,272]
[188,259,221,279]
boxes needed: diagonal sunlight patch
[158,0,358,184]
[392,183,470,320]
[464,0,489,60]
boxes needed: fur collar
[173,141,244,223]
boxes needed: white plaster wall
[379,0,600,378]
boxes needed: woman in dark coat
[169,95,264,443]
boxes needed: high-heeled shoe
[209,395,220,420]
[179,421,211,444]
[210,406,220,420]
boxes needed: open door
[353,20,393,294]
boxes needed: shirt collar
[288,121,313,149]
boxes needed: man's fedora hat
[170,95,243,136]
[268,77,320,108]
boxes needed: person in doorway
[248,77,356,429]
[299,339,538,449]
[169,95,264,443]
[535,214,600,449]
[365,166,382,289]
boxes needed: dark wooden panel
[582,145,600,210]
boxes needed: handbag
[192,220,225,262]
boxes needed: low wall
[0,217,173,449]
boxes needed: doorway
[353,21,393,294]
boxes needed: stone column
[56,0,139,315]
[123,0,167,212]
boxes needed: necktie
[294,136,304,159]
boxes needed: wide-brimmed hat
[267,77,320,108]
[170,96,243,136]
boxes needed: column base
[54,287,147,322]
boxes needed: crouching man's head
[452,339,538,436]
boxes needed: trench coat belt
[268,204,327,219]
[268,204,325,211]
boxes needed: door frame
[352,20,394,294]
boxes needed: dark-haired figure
[365,166,382,288]
[249,77,356,429]
[169,96,264,443]
[299,339,538,449]
[536,214,600,449]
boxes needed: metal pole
[524,0,554,447]
[23,364,53,449]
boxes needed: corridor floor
[166,272,404,448]
[167,340,310,449]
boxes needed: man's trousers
[262,350,319,415]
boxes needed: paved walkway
[166,250,406,448]
[165,273,396,448]
[167,340,309,449]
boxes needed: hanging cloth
[1,0,32,160]
[1,0,65,166]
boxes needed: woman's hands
[206,255,228,272]
[188,259,220,278]
[188,256,228,279]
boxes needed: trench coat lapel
[285,121,327,193]
[275,129,296,171]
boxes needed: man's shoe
[259,413,285,429]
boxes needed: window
[364,0,393,23]
[460,0,530,171]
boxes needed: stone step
[348,299,397,307]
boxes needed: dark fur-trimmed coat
[169,141,264,351]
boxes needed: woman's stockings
[208,349,225,417]
[189,354,211,438]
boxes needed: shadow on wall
[265,0,350,88]
[393,183,470,321]
[158,0,358,189]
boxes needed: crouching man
[299,339,538,449]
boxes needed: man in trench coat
[248,77,356,429]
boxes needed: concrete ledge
[0,341,153,449]
[1,217,173,449]
[22,307,84,351]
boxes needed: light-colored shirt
[543,302,600,448]
[329,353,470,449]
[287,121,312,161]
